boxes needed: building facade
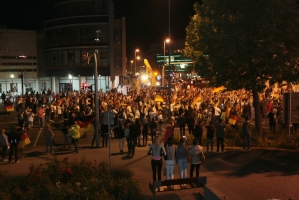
[38,0,126,93]
[0,28,38,95]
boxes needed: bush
[0,158,144,200]
[223,123,299,150]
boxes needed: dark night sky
[0,0,198,59]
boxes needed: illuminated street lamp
[163,38,170,87]
[136,56,140,75]
[130,60,133,73]
[10,74,14,102]
[135,49,139,74]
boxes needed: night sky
[0,0,198,59]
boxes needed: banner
[228,115,239,125]
[76,117,95,137]
[5,105,14,112]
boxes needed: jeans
[151,159,162,181]
[38,117,44,127]
[165,160,175,180]
[243,134,251,150]
[9,144,18,163]
[217,137,224,152]
[190,163,201,177]
[46,138,53,153]
[118,138,124,151]
[73,138,79,153]
[206,138,214,152]
[178,158,188,179]
[64,134,71,147]
[128,137,137,154]
[1,146,8,160]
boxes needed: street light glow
[11,74,14,79]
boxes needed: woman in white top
[147,136,166,181]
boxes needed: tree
[185,0,299,136]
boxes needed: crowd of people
[0,82,293,176]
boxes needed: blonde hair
[153,136,160,151]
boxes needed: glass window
[63,50,68,66]
[114,50,121,68]
[52,51,57,66]
[75,50,80,66]
[68,50,74,66]
[114,29,121,43]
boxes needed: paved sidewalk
[1,135,299,200]
[0,105,298,199]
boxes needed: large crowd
[0,82,294,188]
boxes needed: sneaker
[3,159,8,162]
[15,160,20,164]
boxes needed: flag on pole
[76,117,95,137]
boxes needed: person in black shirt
[205,121,215,152]
[8,127,21,163]
[194,120,204,145]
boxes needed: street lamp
[69,74,72,91]
[163,38,170,87]
[167,0,171,122]
[135,49,139,74]
[130,60,133,73]
[136,56,140,75]
[10,74,14,102]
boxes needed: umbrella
[154,94,164,102]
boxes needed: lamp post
[10,74,14,102]
[134,49,139,74]
[167,0,171,122]
[130,60,133,73]
[68,74,72,91]
[136,56,140,74]
[163,38,170,87]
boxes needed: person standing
[215,119,226,153]
[17,111,25,127]
[163,125,173,148]
[187,114,195,135]
[178,113,186,137]
[164,137,176,184]
[1,92,6,104]
[8,127,21,163]
[69,121,80,153]
[37,107,45,127]
[141,114,149,146]
[189,138,205,177]
[25,108,34,130]
[62,124,71,149]
[128,121,138,156]
[205,121,215,152]
[44,124,54,154]
[194,120,204,145]
[149,118,157,143]
[147,136,166,183]
[114,122,125,153]
[0,128,9,161]
[124,123,130,152]
[267,108,276,133]
[242,116,254,150]
[18,128,30,159]
[176,137,188,188]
